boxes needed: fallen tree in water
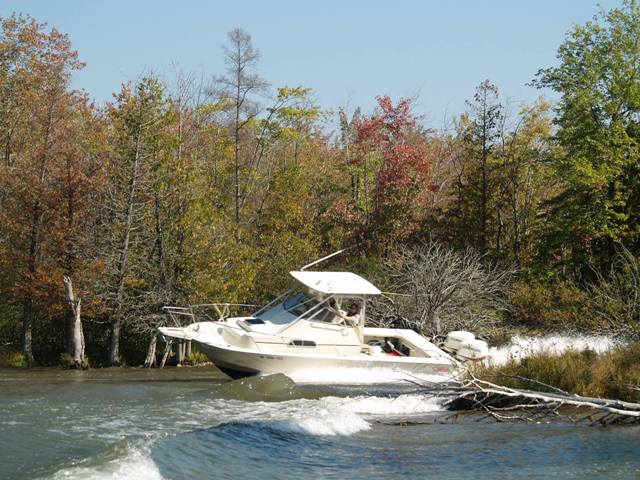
[405,371,640,426]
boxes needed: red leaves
[353,95,431,210]
[328,95,434,250]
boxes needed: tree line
[1,1,640,367]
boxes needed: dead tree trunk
[160,339,172,368]
[176,341,185,366]
[63,276,86,369]
[144,332,157,368]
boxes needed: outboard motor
[443,331,489,361]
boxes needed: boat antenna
[300,249,348,271]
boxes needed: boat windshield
[257,289,331,325]
[283,291,319,316]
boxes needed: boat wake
[485,334,619,367]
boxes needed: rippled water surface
[1,367,639,479]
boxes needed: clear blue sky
[1,0,623,126]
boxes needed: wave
[239,393,446,436]
[39,386,451,480]
[269,411,371,436]
[45,441,163,480]
[484,334,619,367]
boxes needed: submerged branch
[403,370,640,426]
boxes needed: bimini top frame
[289,271,381,296]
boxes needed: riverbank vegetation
[1,2,640,375]
[477,342,640,402]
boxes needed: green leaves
[534,0,640,271]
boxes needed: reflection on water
[0,367,639,480]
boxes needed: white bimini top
[289,271,381,296]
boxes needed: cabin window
[289,340,316,347]
[245,318,265,325]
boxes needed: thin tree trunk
[176,341,185,366]
[21,107,53,365]
[154,193,167,288]
[432,312,441,338]
[144,332,158,368]
[160,339,172,368]
[234,85,241,243]
[63,276,85,368]
[21,296,33,365]
[21,206,40,365]
[4,128,12,166]
[480,119,488,253]
[109,136,142,366]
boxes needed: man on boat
[324,298,360,326]
[345,303,360,326]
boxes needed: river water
[1,367,639,480]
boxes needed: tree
[534,0,640,273]
[51,97,106,366]
[453,80,504,254]
[335,96,432,253]
[495,98,554,267]
[213,28,268,243]
[104,76,173,366]
[0,15,84,364]
[338,106,362,202]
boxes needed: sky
[1,0,623,128]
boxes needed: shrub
[509,279,591,331]
[184,350,209,366]
[59,353,75,368]
[588,245,640,339]
[59,352,91,369]
[1,351,27,368]
[373,242,514,337]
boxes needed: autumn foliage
[3,1,640,365]
[326,96,434,253]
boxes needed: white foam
[48,444,163,480]
[485,334,619,367]
[264,393,445,435]
[287,367,454,385]
[326,394,446,415]
[271,409,371,436]
[189,393,447,436]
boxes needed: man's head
[347,303,359,315]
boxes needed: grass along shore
[476,342,640,403]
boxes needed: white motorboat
[159,262,487,384]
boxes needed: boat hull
[194,340,459,383]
